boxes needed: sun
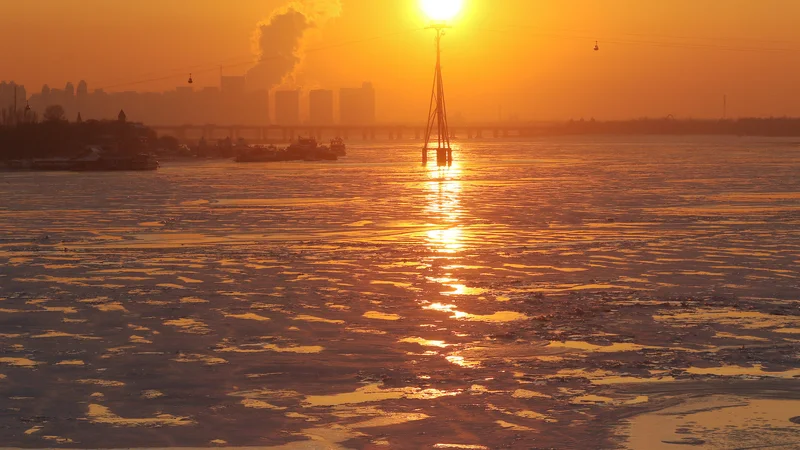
[420,0,464,22]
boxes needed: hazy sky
[3,0,800,121]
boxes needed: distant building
[0,81,26,110]
[221,76,246,97]
[339,82,375,125]
[309,89,334,125]
[249,89,269,125]
[175,86,193,97]
[274,90,300,125]
[12,76,262,127]
[76,80,89,114]
[220,76,266,125]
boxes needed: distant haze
[247,0,342,90]
[3,0,800,122]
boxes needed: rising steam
[247,0,342,90]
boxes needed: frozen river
[1,137,799,448]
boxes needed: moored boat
[329,137,346,156]
[285,137,338,161]
[235,145,280,162]
[233,137,339,163]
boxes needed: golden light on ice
[420,0,464,21]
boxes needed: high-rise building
[339,82,375,125]
[0,82,26,110]
[175,86,193,100]
[249,90,270,125]
[274,90,300,125]
[76,80,89,116]
[220,76,247,124]
[221,76,246,97]
[309,89,334,125]
[77,80,88,97]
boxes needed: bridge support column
[503,129,509,138]
[370,129,376,140]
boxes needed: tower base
[423,148,452,166]
[436,148,453,166]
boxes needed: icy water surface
[1,137,799,449]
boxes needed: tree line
[0,105,176,160]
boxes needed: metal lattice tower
[422,24,452,166]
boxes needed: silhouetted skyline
[4,0,800,122]
[1,78,378,126]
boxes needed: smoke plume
[247,0,342,90]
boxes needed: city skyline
[1,78,380,126]
[3,0,800,122]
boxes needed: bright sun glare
[420,0,464,22]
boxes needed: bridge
[150,123,555,143]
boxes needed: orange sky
[3,0,800,122]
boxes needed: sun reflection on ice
[425,161,463,221]
[426,228,464,253]
[421,161,495,369]
[424,162,469,264]
[425,164,465,255]
[422,163,472,307]
[444,284,487,296]
[423,302,470,319]
[423,302,528,323]
[445,355,481,368]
